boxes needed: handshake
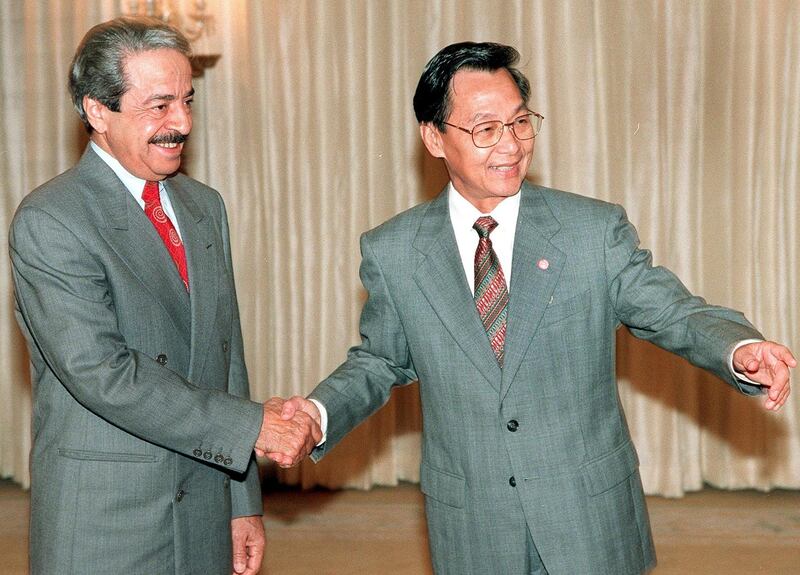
[253,396,322,468]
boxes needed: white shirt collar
[89,141,182,237]
[447,182,521,231]
[90,140,151,200]
[447,182,522,293]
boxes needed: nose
[494,122,521,153]
[168,102,192,135]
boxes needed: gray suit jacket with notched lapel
[9,146,264,575]
[309,181,763,574]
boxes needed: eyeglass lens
[472,113,542,148]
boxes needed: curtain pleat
[0,0,118,487]
[1,0,797,496]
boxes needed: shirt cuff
[309,398,328,446]
[728,339,764,386]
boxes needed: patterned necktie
[142,181,189,291]
[473,216,508,367]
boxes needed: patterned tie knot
[473,216,499,238]
[142,181,160,204]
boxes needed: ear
[420,123,445,159]
[83,96,109,134]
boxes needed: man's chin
[152,161,183,179]
[491,183,524,199]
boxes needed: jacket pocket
[579,440,639,496]
[57,448,159,463]
[539,289,591,328]
[420,461,465,509]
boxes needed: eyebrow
[143,88,195,105]
[469,103,528,124]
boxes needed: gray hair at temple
[68,16,192,133]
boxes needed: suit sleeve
[603,204,763,394]
[9,205,263,474]
[309,233,417,461]
[216,196,263,517]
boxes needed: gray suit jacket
[310,182,763,574]
[9,147,264,575]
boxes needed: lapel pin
[537,258,550,270]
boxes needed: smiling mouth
[149,132,188,149]
[489,162,520,172]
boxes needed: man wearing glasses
[281,42,794,574]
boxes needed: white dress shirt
[448,183,520,294]
[90,141,183,239]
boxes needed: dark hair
[68,16,192,133]
[413,42,530,131]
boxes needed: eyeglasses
[443,112,544,148]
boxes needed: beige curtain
[1,0,798,497]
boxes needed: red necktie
[142,181,189,291]
[474,216,508,367]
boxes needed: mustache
[149,132,188,145]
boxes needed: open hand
[733,341,796,411]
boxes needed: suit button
[203,451,213,460]
[175,489,185,502]
[506,420,519,432]
[222,341,229,353]
[156,354,168,365]
[223,457,233,466]
[509,476,516,487]
[193,449,203,457]
[214,454,224,463]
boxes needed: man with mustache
[8,17,319,575]
[282,42,795,574]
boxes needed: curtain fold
[1,0,797,496]
[0,0,124,487]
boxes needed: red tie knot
[473,216,499,238]
[142,181,160,204]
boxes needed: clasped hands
[254,396,322,468]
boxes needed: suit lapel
[78,148,191,337]
[412,190,503,391]
[166,178,218,383]
[500,184,565,400]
